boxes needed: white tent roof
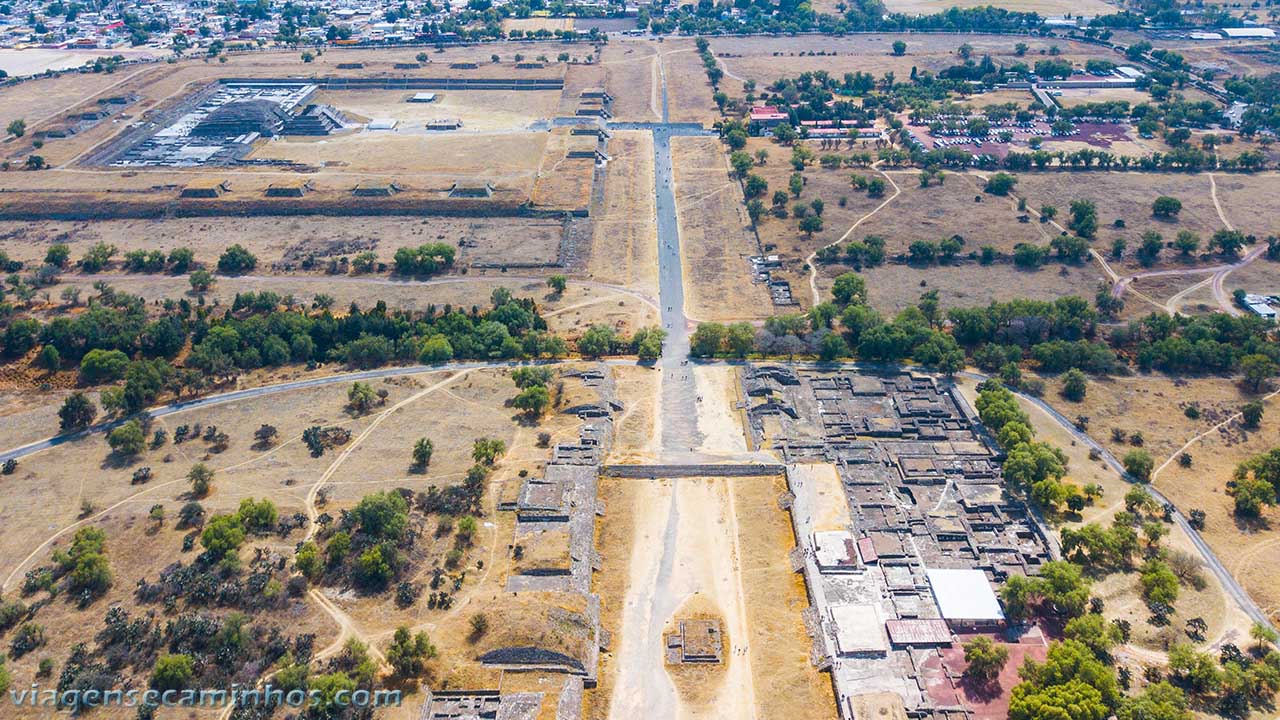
[926,568,1005,621]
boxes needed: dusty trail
[302,371,466,542]
[806,162,901,306]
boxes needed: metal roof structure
[925,568,1005,622]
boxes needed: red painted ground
[921,627,1050,720]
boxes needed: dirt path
[805,161,902,306]
[302,372,466,542]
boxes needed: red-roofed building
[749,105,789,128]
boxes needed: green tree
[386,626,436,678]
[6,118,26,138]
[216,244,258,274]
[188,462,214,497]
[725,323,755,358]
[577,325,615,357]
[354,545,393,589]
[1152,196,1182,218]
[1061,369,1087,402]
[419,336,453,363]
[690,322,727,357]
[513,385,551,418]
[963,636,1009,682]
[347,381,379,415]
[892,40,907,55]
[151,654,194,691]
[352,491,410,540]
[1063,613,1121,658]
[1240,354,1277,393]
[58,392,97,431]
[186,268,214,293]
[295,541,322,580]
[1123,449,1154,482]
[1241,400,1264,429]
[547,274,567,294]
[831,272,866,306]
[200,514,245,561]
[471,438,506,466]
[1140,559,1179,607]
[412,438,434,469]
[79,348,129,383]
[1116,682,1191,720]
[107,420,145,457]
[44,243,69,267]
[984,172,1018,196]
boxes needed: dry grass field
[671,136,773,322]
[1034,372,1280,628]
[710,35,1109,90]
[882,0,1117,14]
[600,41,661,123]
[956,377,1256,654]
[582,131,660,300]
[1208,172,1280,238]
[249,130,548,178]
[821,261,1107,316]
[661,43,724,125]
[1012,171,1232,274]
[0,365,612,716]
[842,169,1044,254]
[0,216,562,270]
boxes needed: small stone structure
[665,619,723,664]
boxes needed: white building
[1222,27,1277,39]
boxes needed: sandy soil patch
[311,88,560,132]
[607,365,662,465]
[788,463,852,532]
[693,366,748,456]
[602,476,757,719]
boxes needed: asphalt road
[999,377,1277,633]
[0,360,600,464]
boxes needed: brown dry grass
[1209,172,1280,238]
[0,215,563,270]
[600,41,661,123]
[531,128,596,212]
[607,365,661,465]
[1034,373,1280,629]
[820,261,1107,317]
[0,366,610,715]
[710,35,1111,90]
[248,130,547,179]
[582,130,659,299]
[671,136,773,322]
[311,87,560,131]
[660,43,722,124]
[587,474,640,720]
[883,0,1116,13]
[1012,172,1229,275]
[956,376,1253,653]
[731,474,836,719]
